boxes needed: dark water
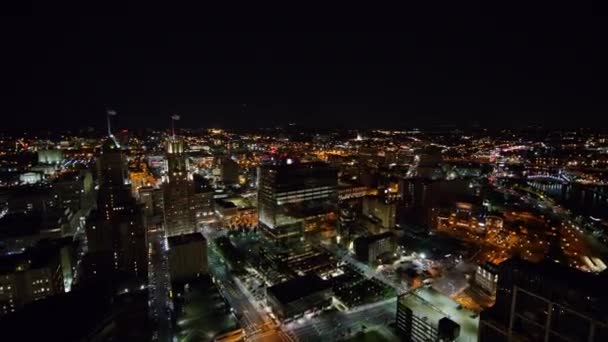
[529,181,608,219]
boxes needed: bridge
[526,174,569,183]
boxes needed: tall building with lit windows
[0,241,66,317]
[85,138,147,283]
[479,258,608,342]
[96,139,131,220]
[163,138,197,236]
[258,161,338,274]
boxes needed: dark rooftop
[215,199,238,209]
[267,274,331,305]
[168,232,206,246]
[0,212,63,239]
[355,231,393,245]
[0,238,69,274]
[500,257,608,299]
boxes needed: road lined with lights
[206,236,291,341]
[148,228,173,342]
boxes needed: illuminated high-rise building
[258,161,338,274]
[162,138,197,236]
[85,138,147,283]
[479,258,608,342]
[96,139,130,221]
[139,186,164,218]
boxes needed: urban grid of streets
[147,177,606,342]
[202,224,403,342]
[206,228,292,341]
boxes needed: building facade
[0,243,66,317]
[257,162,338,273]
[354,232,395,264]
[85,138,147,283]
[479,258,608,342]
[396,288,478,342]
[168,233,208,282]
[163,139,197,236]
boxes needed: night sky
[5,6,608,130]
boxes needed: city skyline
[2,7,608,342]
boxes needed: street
[148,228,174,342]
[285,298,397,341]
[206,233,292,341]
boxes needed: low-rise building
[353,232,395,264]
[396,287,479,341]
[266,274,332,321]
[215,196,257,229]
[168,233,208,282]
[337,182,369,201]
[362,196,396,229]
[473,263,499,297]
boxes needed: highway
[148,228,173,342]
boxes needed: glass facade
[258,162,338,273]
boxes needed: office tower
[400,178,474,227]
[139,186,164,218]
[396,287,479,341]
[51,169,94,213]
[337,207,356,247]
[258,161,338,274]
[163,138,197,236]
[96,139,130,220]
[193,174,215,222]
[0,241,68,317]
[0,284,152,341]
[362,196,396,230]
[168,233,208,282]
[0,185,55,215]
[85,138,147,283]
[353,232,395,264]
[220,157,240,185]
[479,258,608,342]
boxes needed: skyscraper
[85,138,147,283]
[479,258,608,342]
[258,161,338,274]
[163,138,197,236]
[220,157,240,185]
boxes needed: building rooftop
[0,238,69,274]
[0,212,63,239]
[499,257,608,299]
[53,169,82,182]
[168,232,206,246]
[218,196,254,210]
[399,287,479,341]
[267,274,331,305]
[355,231,393,244]
[215,199,238,209]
